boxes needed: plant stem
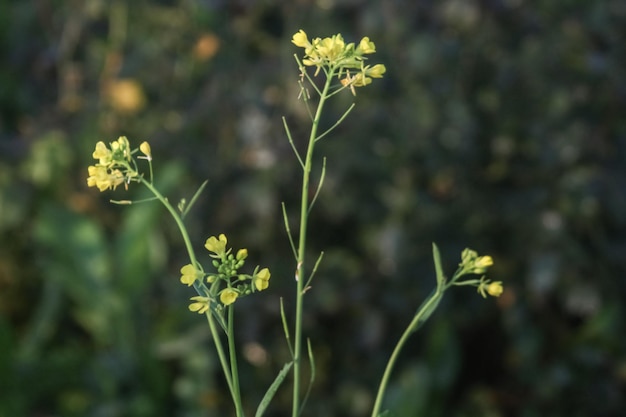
[139,178,198,270]
[140,178,244,417]
[206,307,242,416]
[370,288,445,417]
[292,73,333,417]
[228,305,244,416]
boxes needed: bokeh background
[1,1,625,416]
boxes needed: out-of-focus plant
[86,30,499,417]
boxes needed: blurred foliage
[1,0,625,416]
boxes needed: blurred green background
[1,1,625,416]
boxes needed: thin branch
[298,339,316,416]
[304,251,324,290]
[294,54,322,97]
[315,103,356,142]
[182,180,209,219]
[283,118,304,169]
[281,202,298,260]
[280,298,294,357]
[308,157,326,214]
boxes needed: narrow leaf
[255,361,294,417]
[283,118,304,169]
[279,298,294,357]
[432,242,446,291]
[182,180,208,219]
[281,202,298,260]
[308,157,326,214]
[304,251,324,290]
[315,103,355,142]
[298,339,316,415]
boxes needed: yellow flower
[294,31,384,88]
[92,141,112,165]
[220,288,239,306]
[470,256,494,274]
[352,72,373,87]
[366,64,386,78]
[477,280,503,298]
[205,234,228,256]
[357,37,376,54]
[118,136,132,161]
[109,169,126,189]
[87,165,109,191]
[486,281,504,297]
[86,166,125,192]
[188,296,210,314]
[139,141,152,159]
[475,256,494,269]
[180,264,202,286]
[236,248,248,261]
[292,30,309,48]
[254,268,271,291]
[316,34,345,62]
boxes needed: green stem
[140,178,244,416]
[139,178,198,269]
[370,288,445,417]
[292,72,334,417]
[228,305,244,416]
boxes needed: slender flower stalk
[287,29,386,417]
[292,67,334,417]
[85,138,274,417]
[370,246,498,417]
[139,177,245,417]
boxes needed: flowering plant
[87,30,499,417]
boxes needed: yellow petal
[220,289,239,306]
[292,30,309,48]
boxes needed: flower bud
[140,141,152,159]
[236,248,248,261]
[486,281,503,297]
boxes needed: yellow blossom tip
[188,296,210,314]
[487,282,503,297]
[140,141,152,158]
[358,37,376,54]
[475,256,494,268]
[254,268,271,291]
[205,234,228,254]
[292,30,309,48]
[220,288,239,306]
[180,264,201,286]
[236,248,248,261]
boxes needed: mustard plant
[86,30,500,417]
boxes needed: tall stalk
[292,73,333,417]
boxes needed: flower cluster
[455,248,502,298]
[87,136,151,191]
[459,248,494,275]
[181,234,272,311]
[291,30,386,93]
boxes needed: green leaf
[432,242,446,291]
[408,243,447,334]
[255,361,294,417]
